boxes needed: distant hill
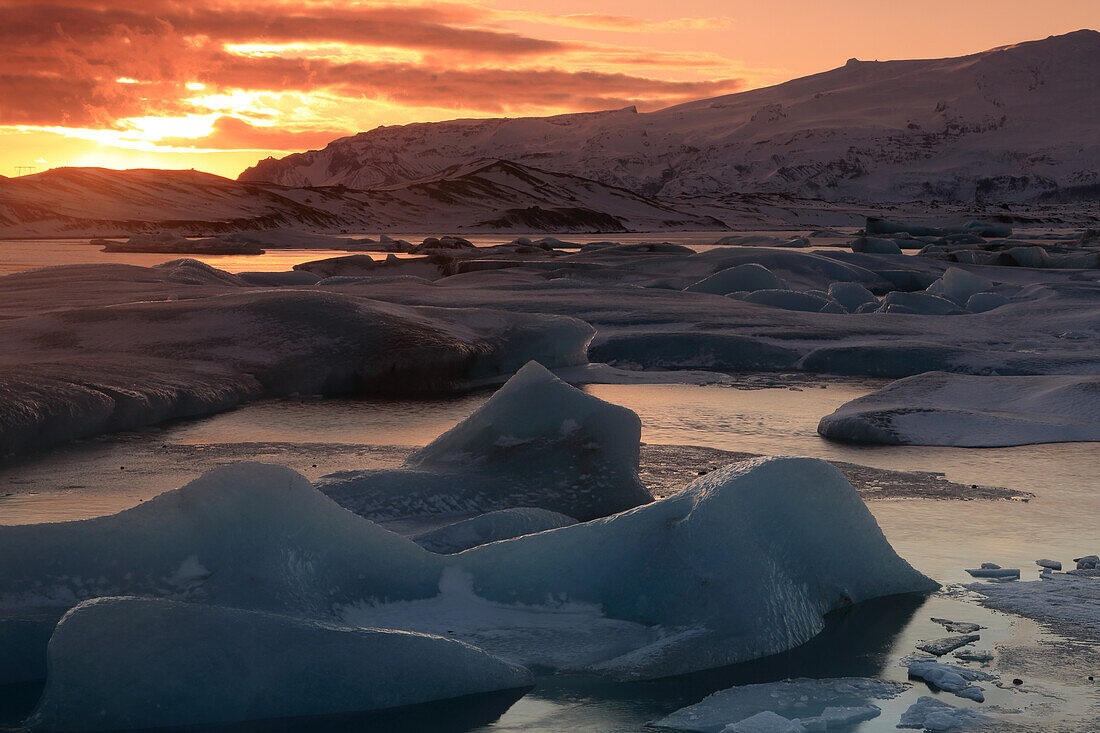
[240,31,1100,204]
[0,160,733,238]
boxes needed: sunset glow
[2,0,1096,179]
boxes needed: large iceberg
[1,457,935,685]
[317,361,653,521]
[818,372,1100,446]
[27,597,532,731]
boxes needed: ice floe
[648,677,908,732]
[818,372,1100,446]
[317,361,653,521]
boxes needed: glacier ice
[317,361,653,521]
[906,658,993,701]
[817,372,1100,446]
[649,677,908,732]
[925,268,993,304]
[27,597,532,731]
[851,236,903,254]
[684,263,785,295]
[0,289,595,457]
[827,281,877,312]
[897,696,991,731]
[741,289,836,313]
[0,455,934,686]
[412,508,578,554]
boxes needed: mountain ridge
[239,30,1100,203]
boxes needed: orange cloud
[0,0,745,165]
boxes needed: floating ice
[818,373,1100,447]
[741,289,836,313]
[965,568,1020,579]
[648,677,908,732]
[925,268,993,304]
[851,236,903,254]
[968,574,1100,641]
[878,291,966,315]
[915,635,981,656]
[1074,554,1099,570]
[685,263,786,295]
[318,361,652,521]
[452,457,937,678]
[1036,559,1062,571]
[827,281,877,312]
[27,597,532,731]
[412,508,578,554]
[897,696,991,731]
[907,659,993,701]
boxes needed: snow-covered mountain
[240,31,1100,203]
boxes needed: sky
[1,0,1096,179]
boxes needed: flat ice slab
[818,372,1100,446]
[648,677,908,732]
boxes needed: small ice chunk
[930,618,983,634]
[827,282,876,312]
[980,563,1000,570]
[965,567,1020,579]
[1074,555,1098,570]
[897,696,991,731]
[1035,559,1062,571]
[907,660,994,702]
[954,649,994,663]
[721,711,803,733]
[915,634,980,656]
[649,677,908,732]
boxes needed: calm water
[0,232,829,276]
[1,381,1097,731]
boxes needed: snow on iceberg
[413,508,577,554]
[317,361,653,521]
[27,597,532,732]
[648,677,908,732]
[817,372,1100,446]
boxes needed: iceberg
[318,362,653,521]
[684,264,786,295]
[906,658,993,702]
[818,372,1100,446]
[2,457,935,685]
[925,268,993,304]
[897,696,991,731]
[412,508,578,554]
[0,290,595,457]
[649,677,909,732]
[27,597,531,732]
